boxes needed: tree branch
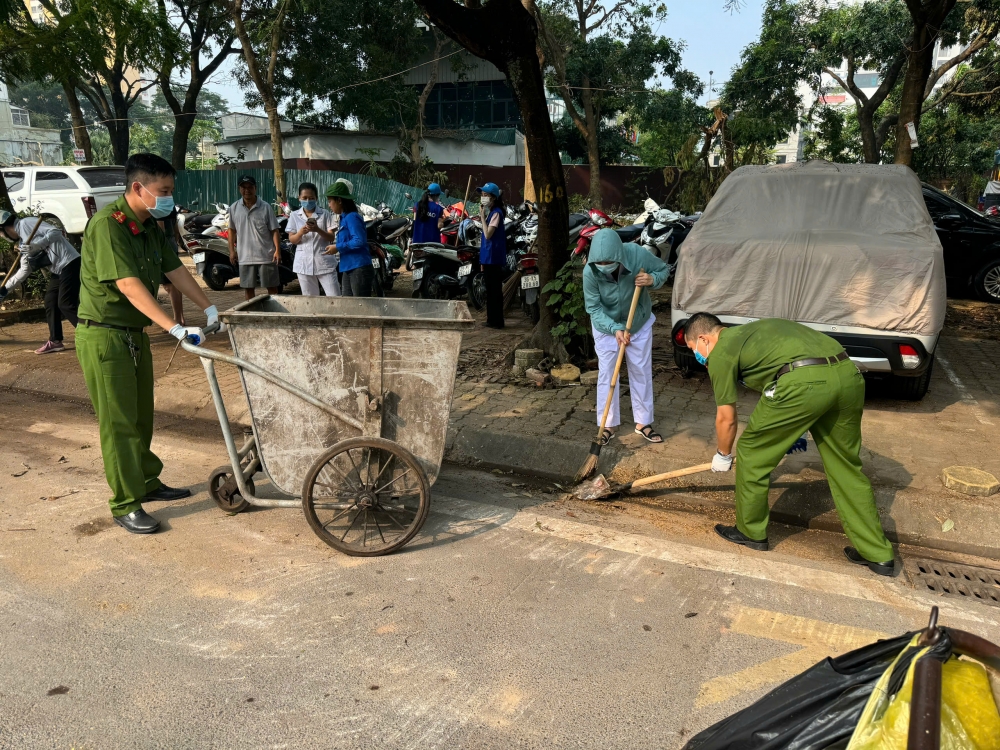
[823,66,865,107]
[923,22,997,98]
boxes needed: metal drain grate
[905,557,1000,608]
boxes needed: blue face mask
[301,199,317,211]
[140,183,174,219]
[693,340,708,366]
[595,262,619,275]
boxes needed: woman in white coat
[287,182,340,296]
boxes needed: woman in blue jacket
[412,183,445,244]
[325,181,374,296]
[477,183,507,328]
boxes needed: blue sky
[203,0,766,113]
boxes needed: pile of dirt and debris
[945,298,1000,340]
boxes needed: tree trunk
[894,1,957,166]
[414,0,569,353]
[264,103,286,200]
[109,88,131,164]
[857,107,877,164]
[410,31,446,166]
[171,110,197,170]
[63,83,93,165]
[580,77,601,208]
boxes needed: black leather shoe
[715,524,769,551]
[844,547,895,577]
[143,484,192,502]
[114,509,160,534]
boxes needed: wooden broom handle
[629,462,714,489]
[593,270,645,441]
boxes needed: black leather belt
[81,319,145,333]
[776,351,849,379]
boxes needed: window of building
[853,73,880,88]
[3,171,25,193]
[34,171,77,191]
[776,155,787,164]
[10,107,30,127]
[420,80,522,129]
[712,155,720,166]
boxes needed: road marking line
[431,495,1000,627]
[936,351,994,425]
[695,607,889,707]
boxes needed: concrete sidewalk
[3,286,1000,560]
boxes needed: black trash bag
[683,632,917,750]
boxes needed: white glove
[170,324,206,346]
[712,451,734,472]
[203,304,227,334]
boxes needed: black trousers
[341,264,376,297]
[483,263,505,328]
[45,257,81,342]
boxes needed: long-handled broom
[573,272,645,483]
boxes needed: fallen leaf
[565,511,577,518]
[47,686,69,696]
[553,483,564,490]
[503,492,520,498]
[12,462,29,478]
[79,444,90,449]
[511,483,524,488]
[685,612,698,619]
[942,519,955,533]
[369,685,380,691]
[642,624,652,632]
[56,456,67,463]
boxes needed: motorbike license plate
[192,252,206,263]
[521,274,540,289]
[412,267,424,281]
[458,263,473,278]
[371,257,381,268]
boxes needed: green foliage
[542,260,589,347]
[567,194,590,213]
[633,89,710,167]
[348,148,391,179]
[801,107,863,163]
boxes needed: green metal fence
[173,169,456,216]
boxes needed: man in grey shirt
[228,175,281,300]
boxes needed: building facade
[0,82,63,166]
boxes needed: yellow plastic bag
[848,635,1000,750]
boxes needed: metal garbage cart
[182,295,474,556]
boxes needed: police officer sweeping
[77,153,221,535]
[683,313,896,576]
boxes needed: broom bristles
[574,446,601,483]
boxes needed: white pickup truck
[2,165,126,242]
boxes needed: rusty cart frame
[182,295,473,556]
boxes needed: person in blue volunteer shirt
[478,183,507,329]
[412,183,446,244]
[324,181,373,297]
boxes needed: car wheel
[673,344,703,378]
[889,355,934,401]
[974,259,1000,302]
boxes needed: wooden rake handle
[593,269,645,442]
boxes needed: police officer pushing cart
[77,153,221,534]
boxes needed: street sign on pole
[73,149,86,162]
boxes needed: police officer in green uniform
[77,153,220,534]
[683,313,896,576]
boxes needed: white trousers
[297,272,341,297]
[593,315,655,428]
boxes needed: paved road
[2,389,999,749]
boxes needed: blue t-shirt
[336,212,369,273]
[480,207,507,265]
[412,201,444,243]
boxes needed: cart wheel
[301,437,431,556]
[208,465,253,514]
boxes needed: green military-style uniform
[707,318,893,562]
[77,196,181,518]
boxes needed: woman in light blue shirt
[325,181,373,297]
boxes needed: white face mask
[480,195,492,206]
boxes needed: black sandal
[635,425,663,443]
[599,428,615,446]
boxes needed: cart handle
[182,340,366,432]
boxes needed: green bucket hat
[325,181,355,200]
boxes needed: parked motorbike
[410,241,476,301]
[573,207,645,261]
